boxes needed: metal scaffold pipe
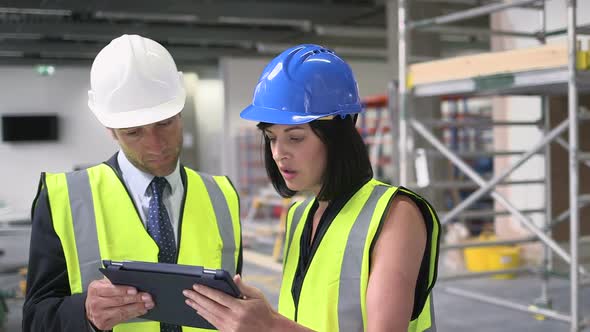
[397,0,409,186]
[419,25,539,39]
[440,236,537,250]
[410,0,540,29]
[416,118,568,224]
[439,267,536,281]
[566,0,580,330]
[443,287,572,323]
[410,119,588,277]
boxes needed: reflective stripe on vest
[65,170,103,289]
[199,173,237,274]
[278,179,439,332]
[283,197,313,268]
[338,184,389,331]
[46,164,241,332]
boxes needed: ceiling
[0,0,495,68]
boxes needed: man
[22,34,242,332]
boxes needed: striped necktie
[147,176,180,332]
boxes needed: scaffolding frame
[393,0,588,330]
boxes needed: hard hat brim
[90,92,186,129]
[240,105,361,125]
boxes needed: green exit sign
[35,65,55,76]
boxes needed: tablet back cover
[100,266,237,329]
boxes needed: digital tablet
[99,260,241,329]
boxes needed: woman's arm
[366,194,427,332]
[184,275,314,332]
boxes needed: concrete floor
[433,277,589,332]
[0,273,23,332]
[2,231,589,331]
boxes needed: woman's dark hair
[257,115,373,201]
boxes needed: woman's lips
[280,168,297,180]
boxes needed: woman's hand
[183,274,278,332]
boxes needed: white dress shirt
[117,151,184,244]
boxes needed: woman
[183,44,440,332]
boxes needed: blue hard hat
[240,44,363,124]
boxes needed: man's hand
[85,278,154,330]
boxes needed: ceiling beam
[0,22,298,45]
[0,39,256,62]
[0,0,381,25]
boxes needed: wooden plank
[409,43,568,86]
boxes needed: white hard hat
[88,34,186,129]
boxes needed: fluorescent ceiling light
[255,42,293,55]
[0,33,43,40]
[332,46,387,58]
[218,16,311,31]
[256,42,387,59]
[314,25,386,39]
[95,11,199,23]
[416,0,497,4]
[256,42,436,62]
[0,7,71,16]
[0,50,23,57]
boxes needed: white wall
[220,57,268,181]
[193,78,225,174]
[0,66,219,217]
[220,56,394,189]
[0,66,117,215]
[491,1,590,243]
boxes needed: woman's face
[264,123,327,196]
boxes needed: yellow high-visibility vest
[44,163,241,332]
[278,179,440,332]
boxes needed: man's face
[110,114,183,177]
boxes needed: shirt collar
[117,150,181,196]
